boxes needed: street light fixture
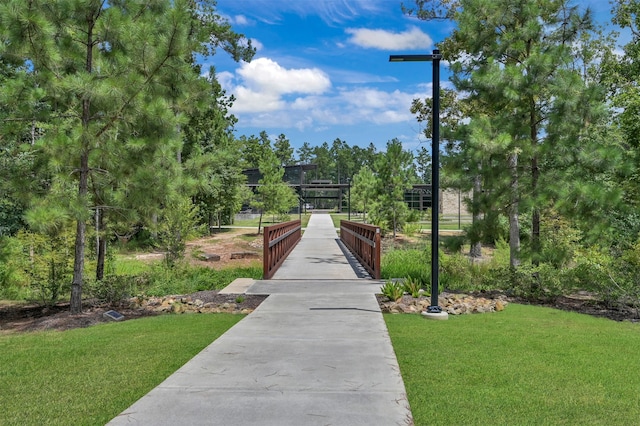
[389,49,447,319]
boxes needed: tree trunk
[151,213,158,239]
[363,200,367,224]
[531,156,540,265]
[508,153,520,269]
[71,151,89,314]
[469,173,482,259]
[96,208,106,281]
[71,16,96,314]
[531,106,540,266]
[258,211,263,235]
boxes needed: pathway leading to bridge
[109,214,412,426]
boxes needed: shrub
[539,212,582,268]
[85,274,144,305]
[157,197,200,267]
[441,235,466,253]
[14,229,74,304]
[380,280,404,301]
[440,252,472,290]
[402,222,421,237]
[0,236,27,299]
[402,276,423,297]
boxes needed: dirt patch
[129,228,263,269]
[509,294,640,323]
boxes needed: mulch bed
[0,291,267,334]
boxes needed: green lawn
[385,304,640,425]
[0,314,243,426]
[4,303,639,425]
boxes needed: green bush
[440,252,472,290]
[14,229,74,304]
[402,276,423,297]
[568,244,639,309]
[380,280,404,301]
[157,197,200,267]
[539,212,582,268]
[85,274,146,305]
[402,222,421,237]
[441,235,466,253]
[0,236,27,299]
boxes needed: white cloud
[238,57,331,95]
[233,86,285,113]
[220,59,430,135]
[345,26,433,50]
[221,57,331,113]
[233,14,249,25]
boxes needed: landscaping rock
[128,292,264,315]
[198,253,221,262]
[230,251,259,259]
[378,292,509,316]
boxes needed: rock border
[378,292,508,315]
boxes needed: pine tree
[351,166,376,223]
[437,0,608,267]
[0,0,254,312]
[252,149,298,234]
[373,139,414,238]
[274,134,295,166]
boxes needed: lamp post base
[421,307,449,320]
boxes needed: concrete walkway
[109,214,412,426]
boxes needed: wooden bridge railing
[263,220,302,279]
[340,220,381,279]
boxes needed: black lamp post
[389,49,443,315]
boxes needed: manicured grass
[0,314,243,425]
[385,304,640,425]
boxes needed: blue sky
[211,0,618,154]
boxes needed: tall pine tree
[0,0,254,312]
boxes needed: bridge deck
[271,213,362,279]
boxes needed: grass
[0,314,243,426]
[381,247,430,283]
[138,264,262,296]
[385,304,640,425]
